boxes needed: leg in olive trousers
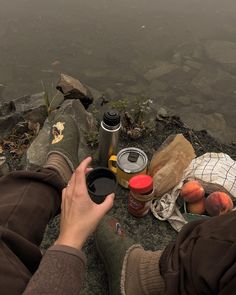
[0,168,65,295]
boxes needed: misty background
[0,0,236,142]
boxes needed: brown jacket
[23,245,86,295]
[160,211,236,295]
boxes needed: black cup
[86,167,117,204]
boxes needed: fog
[0,0,236,142]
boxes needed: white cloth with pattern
[151,153,236,231]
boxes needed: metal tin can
[108,147,148,188]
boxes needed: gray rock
[26,99,97,168]
[184,60,202,70]
[192,45,204,60]
[205,40,236,64]
[56,73,93,109]
[0,92,48,139]
[176,96,192,106]
[204,40,236,73]
[164,67,196,90]
[172,52,182,65]
[157,107,168,117]
[149,80,169,92]
[83,69,108,79]
[104,88,119,100]
[176,42,204,61]
[191,66,236,97]
[13,92,48,125]
[144,62,179,81]
[126,83,147,95]
[181,111,235,143]
[182,65,191,73]
[87,87,103,101]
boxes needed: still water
[0,0,236,142]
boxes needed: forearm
[23,245,86,295]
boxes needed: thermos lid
[117,148,148,173]
[129,174,153,194]
[103,110,120,127]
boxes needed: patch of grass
[41,81,63,114]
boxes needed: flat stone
[182,65,191,72]
[176,42,204,61]
[83,69,108,79]
[0,92,48,139]
[87,87,103,101]
[144,62,179,81]
[205,40,236,65]
[184,60,202,70]
[164,67,196,90]
[149,80,169,92]
[56,73,93,109]
[191,66,236,97]
[126,83,147,94]
[13,92,48,125]
[181,111,235,143]
[176,96,192,106]
[172,52,182,65]
[26,99,97,168]
[104,88,119,99]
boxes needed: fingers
[77,157,92,173]
[97,193,115,217]
[66,172,76,196]
[86,167,93,174]
[74,157,92,193]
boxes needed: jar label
[128,194,151,217]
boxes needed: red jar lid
[129,174,153,194]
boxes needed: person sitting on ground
[1,108,236,295]
[0,110,114,295]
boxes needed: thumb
[98,193,115,216]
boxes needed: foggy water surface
[0,0,236,142]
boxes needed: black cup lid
[103,110,120,126]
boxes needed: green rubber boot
[95,216,141,295]
[47,113,79,171]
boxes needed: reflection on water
[0,0,236,142]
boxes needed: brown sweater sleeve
[23,245,86,295]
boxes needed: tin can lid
[117,148,148,173]
[129,174,153,194]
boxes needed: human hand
[55,157,115,250]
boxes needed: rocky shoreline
[0,76,236,294]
